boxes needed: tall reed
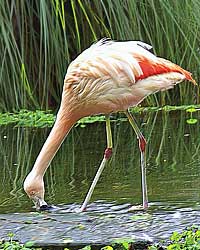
[0,0,199,111]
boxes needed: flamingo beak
[31,196,51,211]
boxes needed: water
[0,111,200,247]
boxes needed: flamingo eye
[30,190,35,195]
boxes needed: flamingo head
[24,172,49,211]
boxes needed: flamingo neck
[31,111,76,177]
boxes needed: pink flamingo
[24,39,196,211]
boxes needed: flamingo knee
[139,136,146,152]
[104,147,112,160]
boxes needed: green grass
[0,0,199,112]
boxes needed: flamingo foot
[128,201,148,212]
[128,204,147,212]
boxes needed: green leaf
[170,231,181,242]
[24,241,35,248]
[77,224,85,230]
[80,246,91,250]
[101,246,113,250]
[186,107,197,113]
[112,238,134,250]
[7,232,14,238]
[186,118,198,124]
[130,214,152,221]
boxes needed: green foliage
[0,105,199,127]
[78,227,200,250]
[79,246,92,250]
[0,233,34,250]
[0,0,199,111]
[101,246,113,250]
[111,238,134,250]
[0,110,55,127]
[148,226,200,250]
[186,107,198,125]
[186,118,198,125]
[1,227,200,250]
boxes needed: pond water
[0,111,200,248]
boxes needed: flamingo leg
[80,114,113,212]
[125,110,148,210]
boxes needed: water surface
[0,111,199,247]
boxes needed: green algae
[0,105,199,128]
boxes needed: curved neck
[32,110,76,177]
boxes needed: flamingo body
[64,39,194,117]
[24,39,196,210]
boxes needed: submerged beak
[32,196,51,211]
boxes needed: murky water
[0,111,200,247]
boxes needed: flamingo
[24,38,196,212]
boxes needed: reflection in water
[0,111,200,245]
[0,111,200,213]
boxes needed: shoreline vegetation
[0,105,199,128]
[1,226,200,249]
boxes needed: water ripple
[0,201,200,247]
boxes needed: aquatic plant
[186,107,198,125]
[0,0,199,111]
[69,227,200,250]
[0,110,55,127]
[0,105,199,127]
[0,233,34,250]
[148,226,200,250]
[80,226,200,250]
[0,225,200,249]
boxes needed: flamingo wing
[66,39,195,85]
[64,39,196,115]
